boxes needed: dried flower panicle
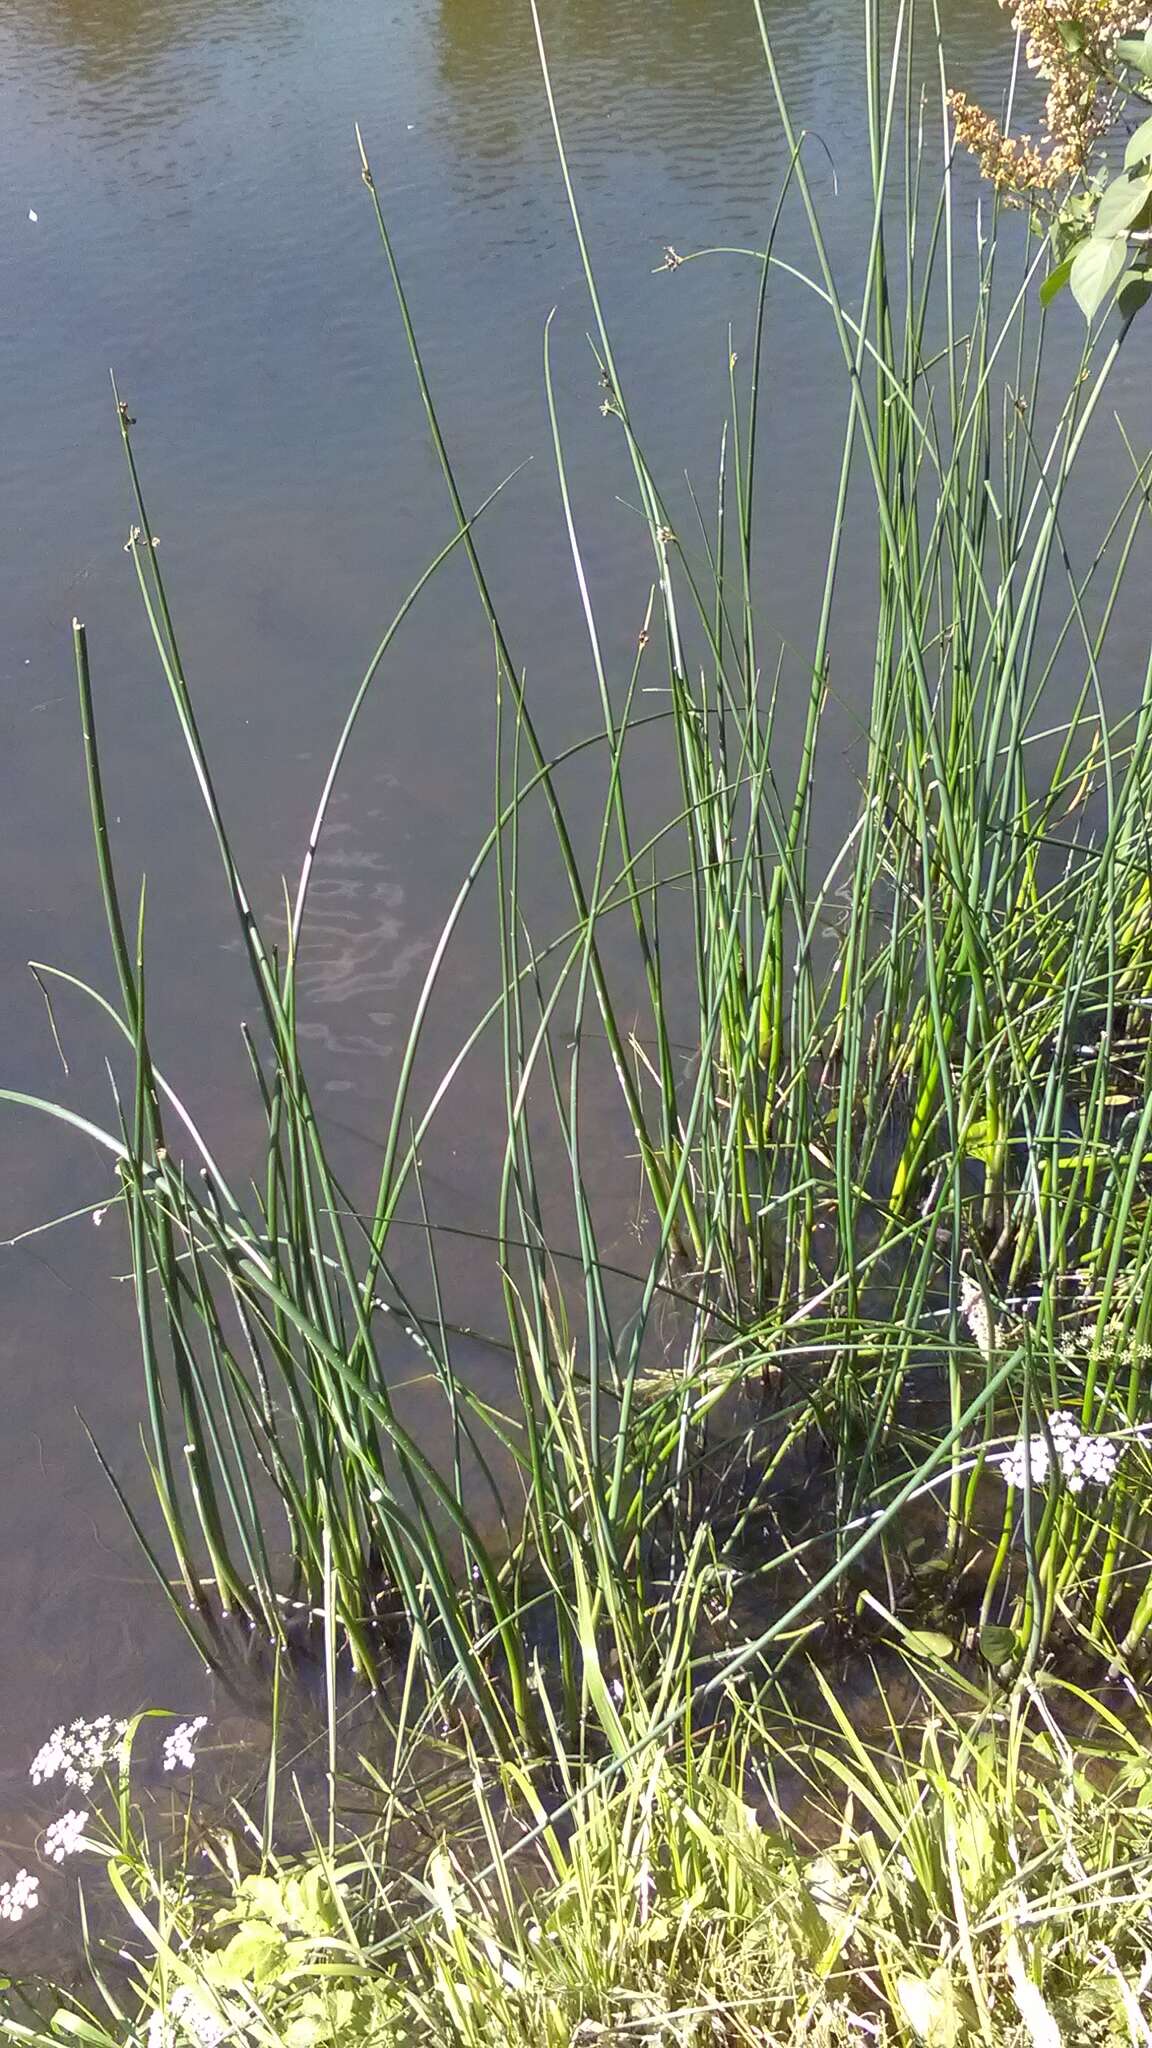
[949,93,1057,190]
[951,0,1152,193]
[960,1274,996,1361]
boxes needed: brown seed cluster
[949,92,1056,188]
[950,0,1150,192]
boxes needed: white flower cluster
[43,1808,89,1863]
[30,1716,128,1792]
[146,1988,229,2048]
[162,1717,207,1773]
[0,1870,39,1922]
[997,1410,1122,1495]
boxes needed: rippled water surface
[2,0,1147,1883]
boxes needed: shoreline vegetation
[9,0,1152,2039]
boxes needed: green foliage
[1124,111,1152,164]
[1116,28,1152,75]
[1063,165,1152,319]
[1033,65,1152,321]
[12,1676,1152,2045]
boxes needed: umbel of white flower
[147,1987,231,2048]
[997,1409,1122,1495]
[162,1717,207,1773]
[43,1809,88,1864]
[29,1716,129,1792]
[0,1870,39,1923]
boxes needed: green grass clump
[8,1670,1152,2045]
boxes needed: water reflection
[435,0,1011,151]
[289,819,432,1058]
[3,0,275,72]
[427,0,1018,305]
[436,0,765,99]
[0,0,291,153]
[434,0,773,168]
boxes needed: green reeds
[8,0,1152,1726]
[518,0,1152,1666]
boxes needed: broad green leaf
[1057,18,1086,51]
[1071,233,1129,320]
[896,1970,966,2046]
[904,1629,955,1661]
[49,2020,120,2048]
[963,1116,998,1165]
[1125,113,1152,166]
[1095,171,1152,240]
[1118,28,1152,74]
[980,1623,1018,1666]
[237,1874,287,1924]
[287,1865,338,1935]
[1118,267,1152,326]
[213,1924,284,1986]
[1039,252,1076,306]
[1061,189,1097,232]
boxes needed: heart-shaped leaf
[1125,112,1152,166]
[980,1622,1018,1666]
[1094,171,1152,240]
[1118,266,1152,328]
[1118,28,1152,75]
[1071,233,1129,320]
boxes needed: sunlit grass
[9,1663,1152,2045]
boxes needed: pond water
[2,0,1150,1905]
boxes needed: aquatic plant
[6,0,1152,1729]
